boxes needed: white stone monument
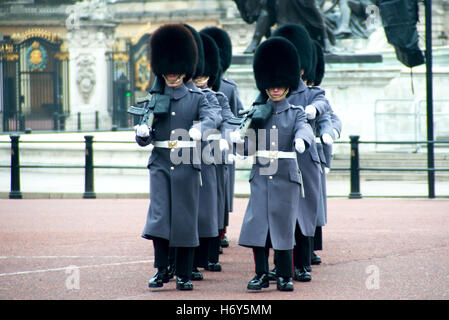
[66,0,118,130]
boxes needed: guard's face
[193,76,209,89]
[267,87,289,101]
[163,74,185,87]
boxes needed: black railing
[2,134,449,199]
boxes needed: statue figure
[233,0,374,53]
[233,0,335,53]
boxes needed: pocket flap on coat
[249,168,257,182]
[289,170,302,184]
[147,152,158,168]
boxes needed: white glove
[230,130,245,144]
[324,167,330,174]
[295,138,305,153]
[189,127,202,141]
[305,105,317,120]
[321,133,334,146]
[333,128,340,140]
[227,154,236,164]
[219,138,229,152]
[136,124,150,138]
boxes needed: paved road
[1,198,448,301]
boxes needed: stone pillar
[66,0,117,131]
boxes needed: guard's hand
[227,154,236,164]
[230,130,245,144]
[219,139,229,152]
[136,124,150,138]
[305,105,317,120]
[295,138,306,153]
[189,127,202,141]
[321,133,334,146]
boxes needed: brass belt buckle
[168,140,178,149]
[269,151,278,159]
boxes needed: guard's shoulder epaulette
[290,104,305,111]
[221,78,237,87]
[214,91,226,98]
[188,88,204,94]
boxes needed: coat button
[171,111,176,116]
[271,141,276,146]
[170,166,174,171]
[171,130,175,134]
[269,176,273,180]
[272,125,277,129]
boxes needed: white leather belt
[153,140,197,149]
[206,133,222,141]
[256,150,297,159]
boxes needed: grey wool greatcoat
[218,78,244,213]
[136,83,217,247]
[306,85,336,228]
[215,91,237,229]
[287,81,334,236]
[195,85,222,238]
[238,98,314,250]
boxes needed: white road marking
[0,259,154,277]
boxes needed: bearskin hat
[272,24,313,81]
[312,40,325,86]
[198,32,221,89]
[253,37,300,94]
[200,26,232,72]
[183,24,205,79]
[150,24,198,82]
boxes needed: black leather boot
[247,274,269,290]
[191,267,203,281]
[294,266,312,282]
[148,268,170,288]
[277,277,294,291]
[176,277,194,290]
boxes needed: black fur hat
[198,32,221,89]
[200,26,232,72]
[253,37,300,94]
[313,40,325,86]
[150,24,198,82]
[272,24,313,81]
[183,24,205,79]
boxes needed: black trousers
[253,234,293,278]
[312,226,323,251]
[153,237,194,279]
[293,223,312,268]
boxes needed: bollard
[83,135,96,199]
[9,134,22,199]
[349,135,362,199]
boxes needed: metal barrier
[3,134,449,199]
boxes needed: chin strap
[194,76,209,89]
[265,88,289,101]
[162,74,185,85]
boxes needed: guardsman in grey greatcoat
[232,37,314,292]
[308,40,342,266]
[201,26,244,249]
[183,24,221,281]
[272,24,334,282]
[135,24,218,291]
[195,31,237,272]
